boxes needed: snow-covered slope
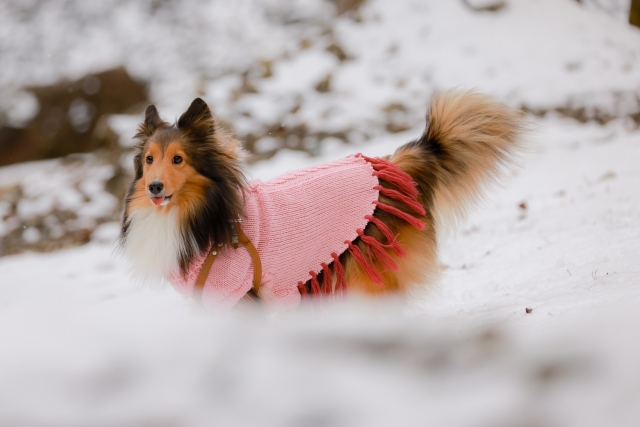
[2,0,640,136]
[1,114,639,426]
[1,0,640,425]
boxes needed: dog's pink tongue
[151,197,165,206]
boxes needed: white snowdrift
[1,0,640,425]
[0,115,639,426]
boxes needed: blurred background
[0,0,638,255]
[1,1,640,426]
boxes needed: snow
[2,0,639,137]
[0,156,118,243]
[1,114,640,426]
[1,0,640,425]
[424,116,640,322]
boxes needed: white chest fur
[123,206,190,279]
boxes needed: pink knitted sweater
[169,154,425,309]
[170,155,376,309]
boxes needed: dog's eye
[146,156,153,164]
[173,156,183,164]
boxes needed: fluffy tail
[392,90,527,231]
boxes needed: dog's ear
[135,105,165,140]
[177,98,215,141]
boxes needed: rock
[0,67,148,167]
[462,0,506,12]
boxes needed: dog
[120,90,525,309]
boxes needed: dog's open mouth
[151,195,172,206]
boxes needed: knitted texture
[170,155,379,310]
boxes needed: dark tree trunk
[631,0,640,28]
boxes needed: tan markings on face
[128,179,152,211]
[140,141,196,209]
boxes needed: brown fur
[123,91,526,301]
[335,90,526,297]
[127,140,211,225]
[121,99,247,275]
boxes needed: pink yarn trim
[358,154,419,199]
[374,185,426,215]
[372,170,418,199]
[332,252,346,295]
[357,229,398,271]
[300,154,425,297]
[374,201,426,231]
[364,214,406,257]
[298,281,308,297]
[310,271,321,294]
[346,240,384,285]
[321,262,333,295]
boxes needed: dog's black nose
[149,181,164,195]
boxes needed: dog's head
[121,98,246,273]
[129,98,245,211]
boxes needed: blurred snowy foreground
[1,115,640,426]
[1,0,640,425]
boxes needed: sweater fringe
[332,252,346,295]
[364,214,406,257]
[374,201,426,231]
[299,153,425,298]
[309,271,321,294]
[347,240,384,285]
[321,262,333,295]
[357,228,398,272]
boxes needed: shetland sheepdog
[120,91,525,303]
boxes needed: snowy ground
[1,0,640,426]
[1,114,639,426]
